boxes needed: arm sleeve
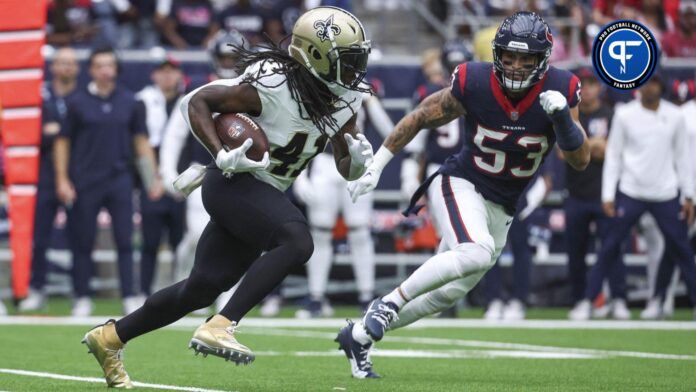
[601,108,624,202]
[673,113,694,200]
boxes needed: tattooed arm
[383,87,466,154]
[347,87,466,201]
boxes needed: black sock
[115,278,219,343]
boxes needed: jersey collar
[489,70,546,121]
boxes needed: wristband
[550,106,584,151]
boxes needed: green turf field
[1,311,695,391]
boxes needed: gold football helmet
[289,6,371,92]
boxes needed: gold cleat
[81,319,133,389]
[189,314,255,365]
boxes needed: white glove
[215,138,270,175]
[347,145,394,202]
[539,90,568,115]
[344,133,374,169]
[348,165,381,202]
[292,170,316,205]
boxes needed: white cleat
[72,297,94,317]
[611,299,631,320]
[640,298,663,320]
[502,299,526,321]
[0,300,7,316]
[568,300,591,321]
[18,289,46,312]
[484,299,504,321]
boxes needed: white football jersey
[244,60,363,190]
[181,59,363,191]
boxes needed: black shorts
[201,168,307,250]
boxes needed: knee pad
[451,241,494,277]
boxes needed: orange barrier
[4,147,40,185]
[7,186,37,299]
[1,108,42,146]
[0,0,45,299]
[0,70,43,108]
[0,33,44,70]
[0,1,46,30]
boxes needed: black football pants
[116,169,313,342]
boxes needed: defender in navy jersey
[337,11,590,379]
[402,43,471,199]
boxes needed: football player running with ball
[337,11,590,379]
[82,7,373,388]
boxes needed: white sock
[382,287,408,309]
[351,321,373,345]
[390,270,486,330]
[399,242,491,300]
[307,228,333,299]
[348,227,375,301]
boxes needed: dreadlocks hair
[228,36,364,135]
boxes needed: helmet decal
[545,26,553,45]
[314,14,341,42]
[289,7,371,94]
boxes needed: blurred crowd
[46,0,696,62]
[46,0,352,49]
[452,0,696,61]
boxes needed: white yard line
[2,317,695,362]
[0,368,232,392]
[246,328,696,361]
[1,316,695,330]
[254,349,602,360]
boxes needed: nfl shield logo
[510,111,519,121]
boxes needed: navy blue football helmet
[441,40,474,74]
[492,12,553,92]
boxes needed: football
[214,113,269,161]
